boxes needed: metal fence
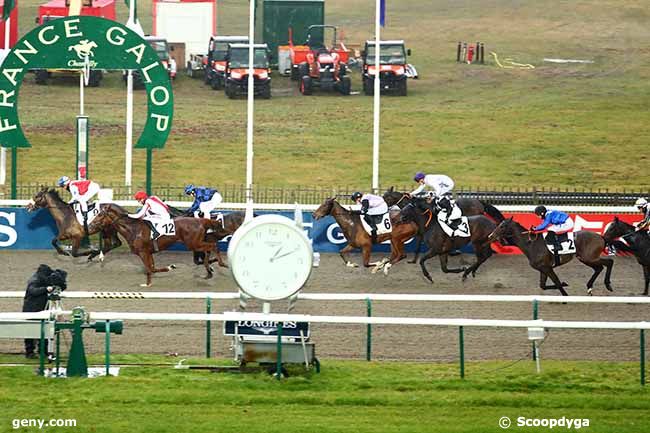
[2,182,649,206]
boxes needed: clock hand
[270,248,300,262]
[270,246,283,260]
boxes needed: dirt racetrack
[1,249,648,362]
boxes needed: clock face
[228,215,313,301]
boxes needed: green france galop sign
[0,16,173,149]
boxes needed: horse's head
[312,197,336,220]
[382,187,407,208]
[603,217,633,242]
[27,187,51,212]
[87,206,121,234]
[487,217,516,243]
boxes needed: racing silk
[411,174,455,198]
[188,187,217,213]
[534,210,570,231]
[128,196,170,221]
[68,180,100,213]
[360,194,388,216]
[638,206,650,230]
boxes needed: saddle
[72,202,100,227]
[360,212,392,236]
[543,231,576,255]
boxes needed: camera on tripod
[48,286,65,301]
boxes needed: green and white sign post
[0,16,173,198]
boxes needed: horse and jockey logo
[69,39,97,59]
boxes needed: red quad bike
[362,40,412,96]
[224,43,272,99]
[296,25,351,96]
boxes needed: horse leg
[439,253,465,274]
[602,257,614,292]
[138,251,175,288]
[643,265,650,296]
[339,244,358,268]
[419,248,438,283]
[545,267,569,296]
[408,234,423,264]
[203,250,214,279]
[51,238,69,256]
[462,246,493,281]
[582,262,603,296]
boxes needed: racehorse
[312,197,417,270]
[88,205,225,287]
[383,187,505,263]
[191,211,247,265]
[488,217,613,296]
[26,187,122,260]
[603,218,649,295]
[400,202,497,283]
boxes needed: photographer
[22,265,67,359]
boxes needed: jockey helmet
[413,172,425,182]
[184,184,195,195]
[534,205,547,217]
[635,197,648,209]
[57,176,71,187]
[350,192,363,202]
[134,191,148,201]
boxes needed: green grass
[1,356,649,432]
[2,0,650,196]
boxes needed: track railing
[0,310,647,384]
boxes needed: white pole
[0,20,8,185]
[125,0,136,190]
[125,71,133,189]
[244,0,255,222]
[372,0,381,193]
[79,73,84,116]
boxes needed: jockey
[351,191,388,241]
[635,198,650,231]
[410,172,462,233]
[184,184,224,221]
[533,205,574,265]
[57,176,100,215]
[128,191,172,240]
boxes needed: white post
[3,16,9,49]
[372,0,381,193]
[79,73,84,116]
[125,71,133,189]
[244,0,255,222]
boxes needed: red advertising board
[492,212,642,254]
[0,0,19,48]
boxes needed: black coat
[22,265,53,313]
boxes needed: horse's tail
[479,200,505,222]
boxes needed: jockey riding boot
[82,211,89,235]
[197,211,204,218]
[547,232,561,266]
[364,214,378,243]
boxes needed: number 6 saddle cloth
[360,212,392,236]
[543,231,576,255]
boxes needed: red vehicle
[224,43,271,99]
[291,25,351,96]
[201,35,249,90]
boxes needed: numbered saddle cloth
[543,232,576,255]
[437,213,471,238]
[152,219,176,238]
[72,202,100,226]
[360,212,392,236]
